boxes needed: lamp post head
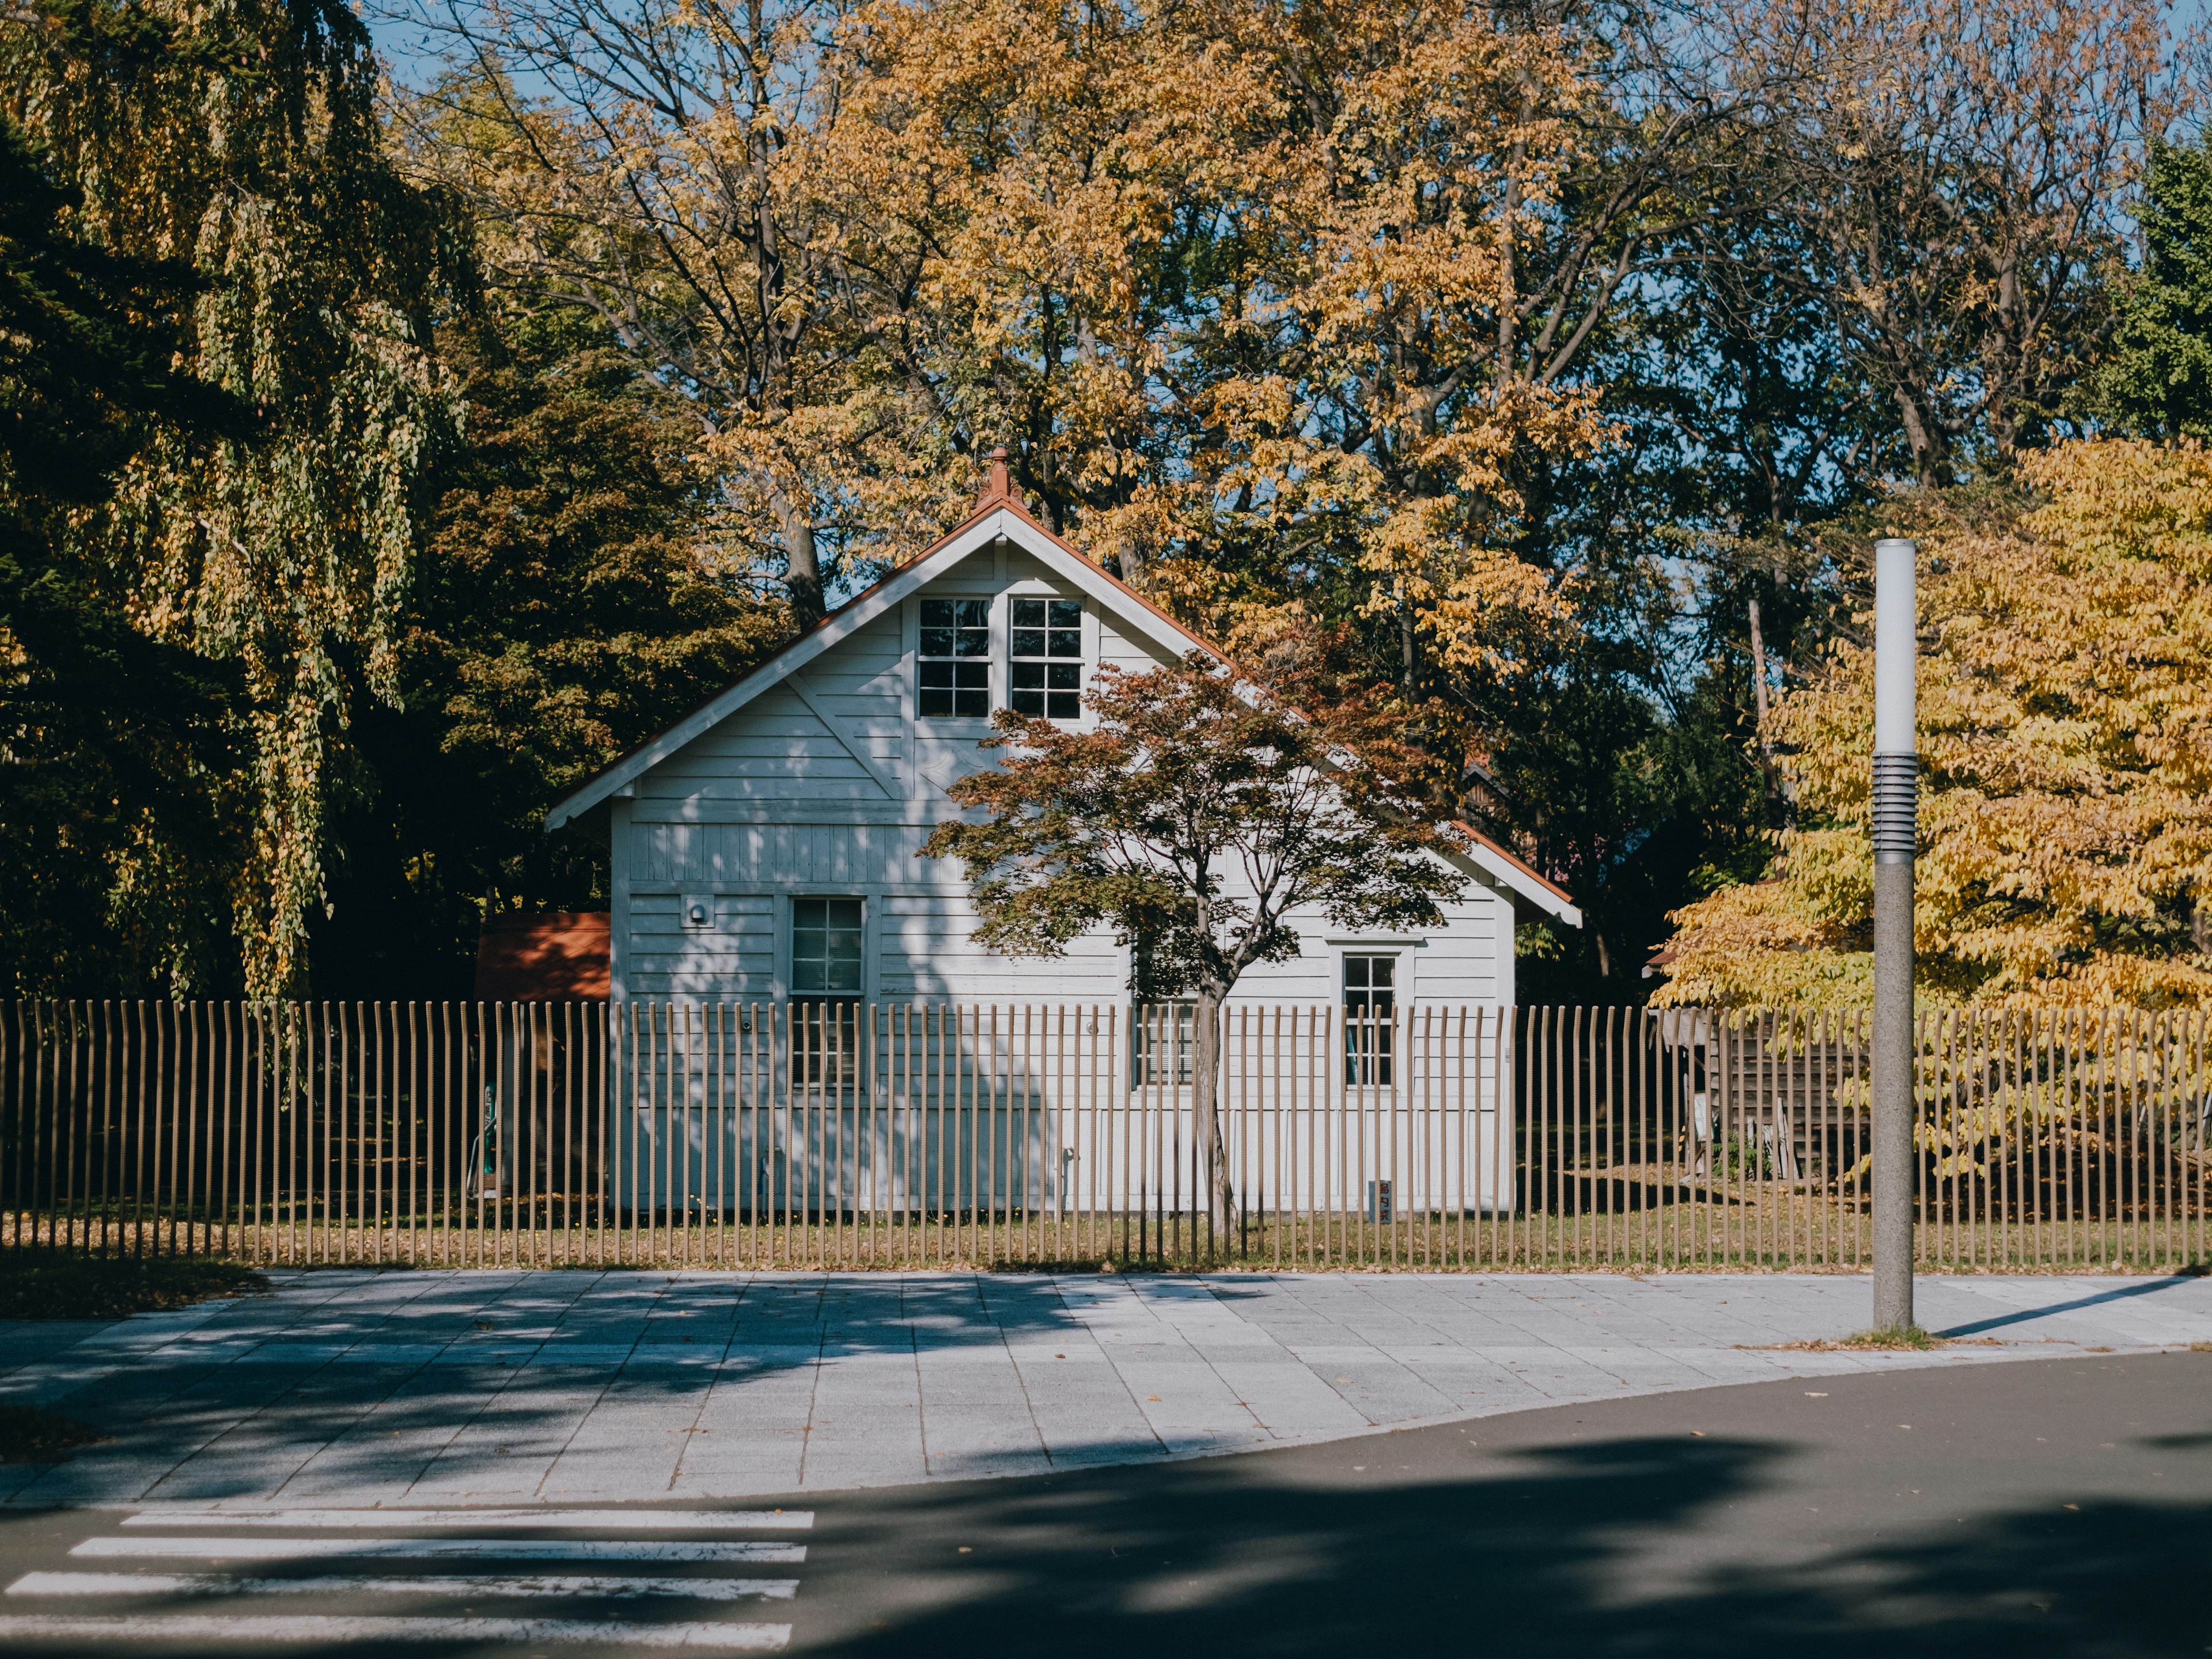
[1873,538,1917,756]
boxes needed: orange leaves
[1655,438,2212,1009]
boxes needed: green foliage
[2,0,469,991]
[2084,134,2212,439]
[0,117,245,994]
[307,315,786,994]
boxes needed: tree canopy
[1653,441,2212,1009]
[2,0,2206,1000]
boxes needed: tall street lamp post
[1871,537,1918,1332]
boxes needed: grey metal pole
[1870,537,1918,1331]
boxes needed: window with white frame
[790,896,863,1082]
[1343,953,1396,1086]
[1134,1000,1196,1086]
[1130,936,1195,1085]
[790,897,864,1000]
[918,598,990,718]
[1009,596,1083,718]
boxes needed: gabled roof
[546,459,1580,926]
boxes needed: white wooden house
[543,458,1579,1221]
[546,456,1580,1011]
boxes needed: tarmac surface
[3,1267,2210,1506]
[0,1350,2206,1655]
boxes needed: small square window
[1010,597,1083,718]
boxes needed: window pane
[1012,598,1046,627]
[1012,660,1046,716]
[1047,600,1081,656]
[920,641,989,718]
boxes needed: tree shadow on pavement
[810,1430,2210,1658]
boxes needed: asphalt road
[2,1350,2207,1657]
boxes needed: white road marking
[0,1614,790,1649]
[124,1509,812,1532]
[7,1571,800,1601]
[73,1537,805,1563]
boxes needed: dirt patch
[1745,1328,1969,1353]
[0,1255,267,1321]
[0,1404,107,1464]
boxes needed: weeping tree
[922,654,1467,1236]
[1,0,469,991]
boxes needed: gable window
[918,599,989,717]
[1009,597,1083,718]
[1344,953,1396,1086]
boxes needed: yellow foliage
[1655,439,2212,1009]
[421,0,1610,658]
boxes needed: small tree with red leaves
[922,653,1467,1239]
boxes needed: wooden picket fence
[1,1002,2206,1271]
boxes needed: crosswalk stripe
[73,1537,805,1563]
[123,1509,812,1532]
[0,1614,790,1649]
[7,1571,801,1601]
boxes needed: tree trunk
[1191,986,1234,1249]
[771,486,824,630]
[1749,594,1777,797]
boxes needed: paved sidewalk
[3,1270,2209,1508]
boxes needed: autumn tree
[1732,0,2178,484]
[1652,440,2212,1009]
[922,654,1467,1232]
[394,1,965,629]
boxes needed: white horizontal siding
[627,893,775,999]
[648,685,900,803]
[1094,612,1175,675]
[635,823,934,889]
[878,895,1123,1002]
[607,535,1522,1010]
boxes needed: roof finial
[980,445,1011,507]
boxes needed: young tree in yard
[922,654,1468,1234]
